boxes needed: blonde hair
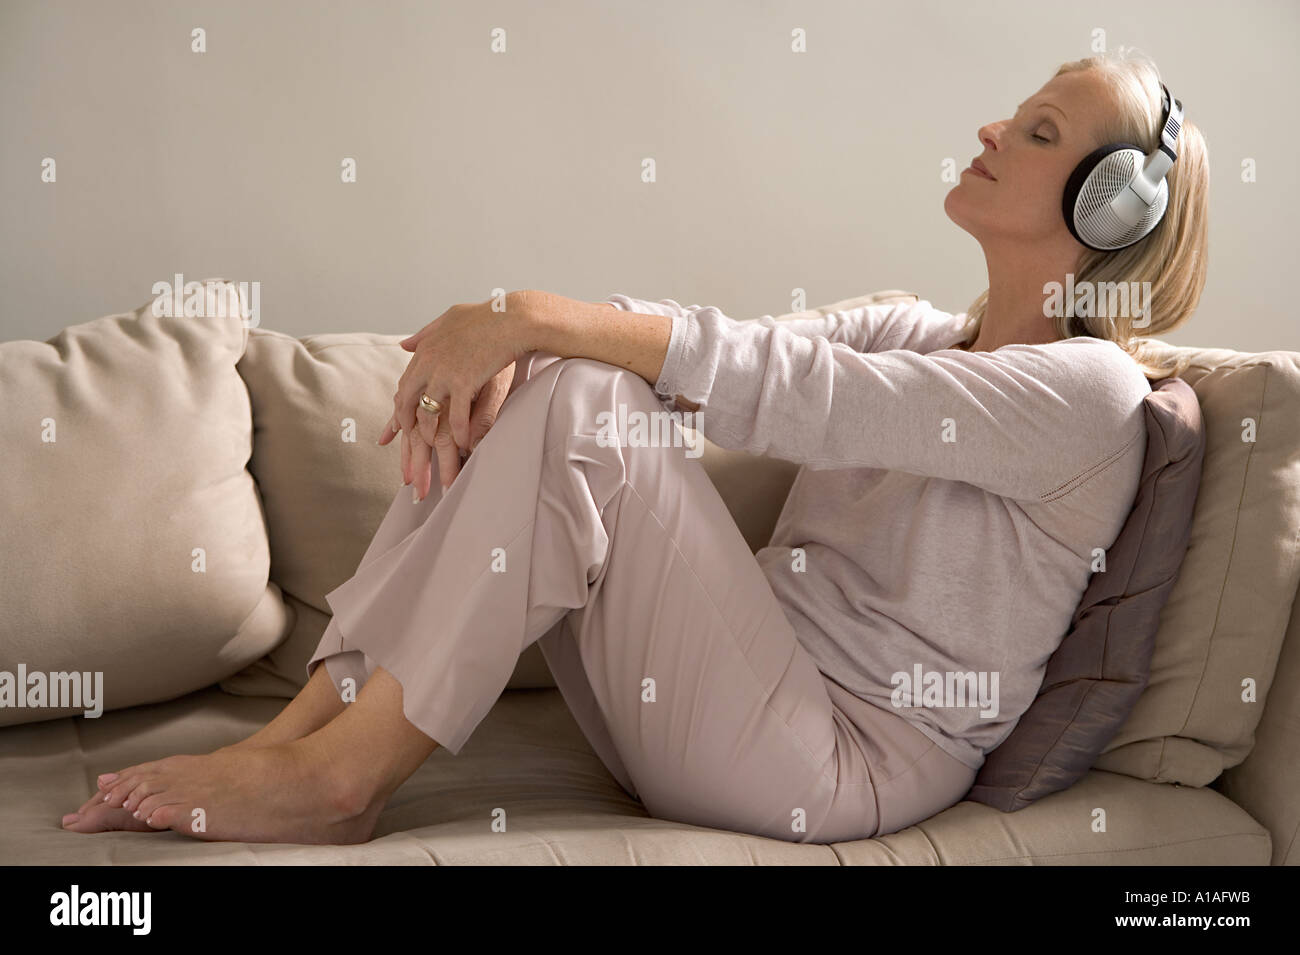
[955,47,1209,381]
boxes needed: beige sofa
[2,283,1296,864]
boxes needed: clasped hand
[378,291,536,501]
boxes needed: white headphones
[1062,82,1184,252]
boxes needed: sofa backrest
[1086,340,1300,793]
[1120,337,1300,865]
[1230,571,1300,864]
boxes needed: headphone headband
[1135,81,1183,194]
[1156,82,1183,163]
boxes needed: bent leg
[531,393,861,842]
[304,354,637,754]
[305,349,573,702]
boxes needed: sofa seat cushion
[0,281,290,727]
[0,685,1268,864]
[836,769,1269,865]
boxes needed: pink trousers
[307,352,976,844]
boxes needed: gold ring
[420,393,442,416]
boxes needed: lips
[970,158,997,181]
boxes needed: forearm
[519,289,700,411]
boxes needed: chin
[942,187,978,233]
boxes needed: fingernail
[412,485,420,503]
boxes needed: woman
[63,48,1208,845]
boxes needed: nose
[976,120,1001,151]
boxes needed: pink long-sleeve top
[604,293,1151,770]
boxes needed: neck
[966,241,1081,352]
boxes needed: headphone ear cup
[1063,143,1133,248]
[1063,142,1159,251]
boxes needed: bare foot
[63,709,348,834]
[63,737,379,844]
[61,732,294,834]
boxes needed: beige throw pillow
[0,281,291,727]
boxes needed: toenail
[102,794,110,801]
[98,773,119,784]
[133,811,141,819]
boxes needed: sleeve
[626,300,1145,503]
[604,293,907,358]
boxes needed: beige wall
[2,0,1296,353]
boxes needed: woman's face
[944,70,1115,249]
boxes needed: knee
[548,356,649,397]
[542,358,666,442]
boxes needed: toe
[100,778,136,808]
[62,803,159,834]
[134,791,171,821]
[77,789,114,816]
[104,771,157,809]
[97,761,154,790]
[143,803,185,831]
[121,777,164,812]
